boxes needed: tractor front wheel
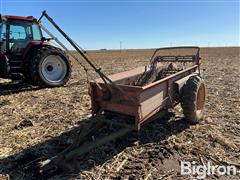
[27,46,71,87]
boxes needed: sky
[0,0,239,50]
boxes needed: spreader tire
[181,74,206,124]
[27,46,71,87]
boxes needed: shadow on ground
[0,112,190,179]
[0,80,88,96]
[0,81,42,96]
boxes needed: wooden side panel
[98,102,138,116]
[90,82,141,117]
[139,82,168,122]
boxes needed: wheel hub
[47,65,54,72]
[41,55,67,83]
[197,83,205,111]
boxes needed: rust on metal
[197,83,206,111]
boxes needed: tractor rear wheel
[27,46,71,87]
[181,74,206,124]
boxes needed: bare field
[0,47,239,179]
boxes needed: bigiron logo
[180,161,240,179]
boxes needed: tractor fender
[23,42,50,61]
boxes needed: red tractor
[0,15,71,87]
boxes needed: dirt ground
[0,47,239,179]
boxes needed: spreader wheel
[27,46,71,87]
[181,75,206,124]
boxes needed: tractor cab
[0,15,42,56]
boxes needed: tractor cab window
[0,23,7,53]
[32,23,42,40]
[10,25,27,40]
[8,20,42,55]
[9,20,32,54]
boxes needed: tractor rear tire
[181,74,206,124]
[27,46,71,87]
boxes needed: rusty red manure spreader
[0,11,206,172]
[90,46,205,130]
